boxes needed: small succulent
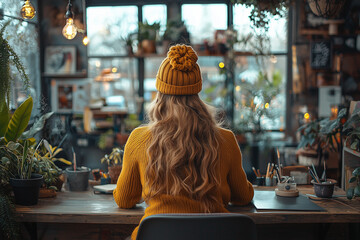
[347,167,360,200]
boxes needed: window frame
[85,1,292,133]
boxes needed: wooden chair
[136,213,257,240]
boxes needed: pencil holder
[265,177,275,186]
[253,177,265,186]
[311,179,337,198]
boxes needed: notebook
[253,190,325,211]
[93,184,117,193]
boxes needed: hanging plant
[232,0,292,31]
[0,21,30,109]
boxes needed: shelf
[42,72,88,78]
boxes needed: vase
[108,165,122,184]
[65,167,91,191]
[10,174,43,206]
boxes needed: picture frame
[310,41,332,69]
[45,46,76,74]
[51,79,91,113]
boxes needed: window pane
[143,56,226,110]
[0,1,40,110]
[233,5,287,53]
[198,57,226,109]
[87,6,138,56]
[143,4,167,34]
[182,4,227,44]
[233,55,287,131]
[88,58,139,113]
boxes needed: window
[87,6,138,56]
[0,1,40,112]
[232,5,287,132]
[182,4,228,44]
[143,4,167,34]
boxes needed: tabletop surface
[15,186,360,224]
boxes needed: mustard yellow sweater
[113,126,254,240]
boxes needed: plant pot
[65,167,91,191]
[108,165,122,184]
[141,40,156,54]
[52,174,65,192]
[311,179,337,198]
[10,174,43,206]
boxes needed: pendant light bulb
[21,0,36,19]
[82,35,89,46]
[63,1,77,40]
[62,18,77,40]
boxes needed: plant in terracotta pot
[101,147,124,184]
[138,21,160,54]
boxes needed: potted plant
[65,147,91,191]
[0,97,69,204]
[138,21,160,54]
[162,18,190,52]
[101,147,124,184]
[37,140,71,193]
[122,32,136,55]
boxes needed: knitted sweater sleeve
[113,129,142,209]
[226,131,254,206]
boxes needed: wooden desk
[16,186,360,240]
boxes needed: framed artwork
[310,41,332,69]
[51,79,91,113]
[45,46,76,74]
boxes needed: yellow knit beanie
[156,44,202,95]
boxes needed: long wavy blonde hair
[145,92,222,212]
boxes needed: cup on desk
[253,177,265,186]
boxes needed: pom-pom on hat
[156,44,202,95]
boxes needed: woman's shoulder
[217,127,236,140]
[125,126,151,149]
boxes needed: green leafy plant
[162,19,189,43]
[347,167,360,200]
[101,147,124,166]
[138,21,160,42]
[232,0,291,31]
[0,21,30,110]
[342,107,360,152]
[0,97,70,239]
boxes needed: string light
[219,62,225,68]
[62,0,77,40]
[304,113,310,120]
[265,103,269,109]
[20,0,36,20]
[82,35,89,45]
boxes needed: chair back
[136,213,257,240]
